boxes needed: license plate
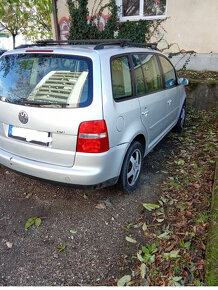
[8,125,52,143]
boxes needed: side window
[132,54,146,96]
[111,56,132,100]
[140,54,162,93]
[159,56,177,88]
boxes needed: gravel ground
[0,135,175,286]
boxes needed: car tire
[174,102,186,132]
[118,141,143,194]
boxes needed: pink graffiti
[58,14,109,40]
[59,17,71,41]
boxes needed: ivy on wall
[67,0,164,43]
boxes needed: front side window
[140,54,162,93]
[0,54,93,108]
[111,56,132,100]
[159,56,177,88]
[117,0,167,20]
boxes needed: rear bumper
[0,144,128,187]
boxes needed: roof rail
[15,39,158,50]
[35,39,131,48]
[15,39,131,49]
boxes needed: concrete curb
[205,159,218,286]
[168,54,218,72]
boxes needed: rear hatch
[0,50,103,167]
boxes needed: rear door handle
[167,99,172,105]
[141,108,149,116]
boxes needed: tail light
[77,120,109,153]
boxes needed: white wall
[169,54,218,72]
[0,34,28,50]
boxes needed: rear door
[132,53,168,149]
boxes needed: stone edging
[205,159,218,285]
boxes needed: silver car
[0,40,188,193]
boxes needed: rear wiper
[14,98,69,107]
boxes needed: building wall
[53,0,218,53]
[159,0,218,53]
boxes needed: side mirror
[178,78,189,86]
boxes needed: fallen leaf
[6,241,13,248]
[125,236,137,244]
[185,210,192,216]
[117,275,131,286]
[157,219,164,222]
[143,203,160,211]
[25,193,33,199]
[35,218,42,228]
[165,244,175,252]
[193,183,201,189]
[95,202,106,209]
[25,217,37,230]
[25,216,41,230]
[57,245,66,252]
[163,250,181,259]
[140,263,147,279]
[69,230,77,234]
[158,232,170,239]
[142,223,147,231]
[172,277,182,282]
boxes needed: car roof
[3,44,163,59]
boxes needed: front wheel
[174,102,186,132]
[118,141,143,194]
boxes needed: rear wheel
[174,102,186,132]
[118,141,143,194]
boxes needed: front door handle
[167,99,172,105]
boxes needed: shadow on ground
[0,134,176,286]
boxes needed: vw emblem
[18,111,28,124]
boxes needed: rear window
[0,54,93,108]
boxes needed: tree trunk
[12,34,16,49]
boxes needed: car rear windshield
[0,53,93,108]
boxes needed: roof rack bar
[128,42,158,50]
[36,39,131,46]
[94,39,130,50]
[15,44,38,49]
[16,39,131,49]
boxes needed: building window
[117,0,167,21]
